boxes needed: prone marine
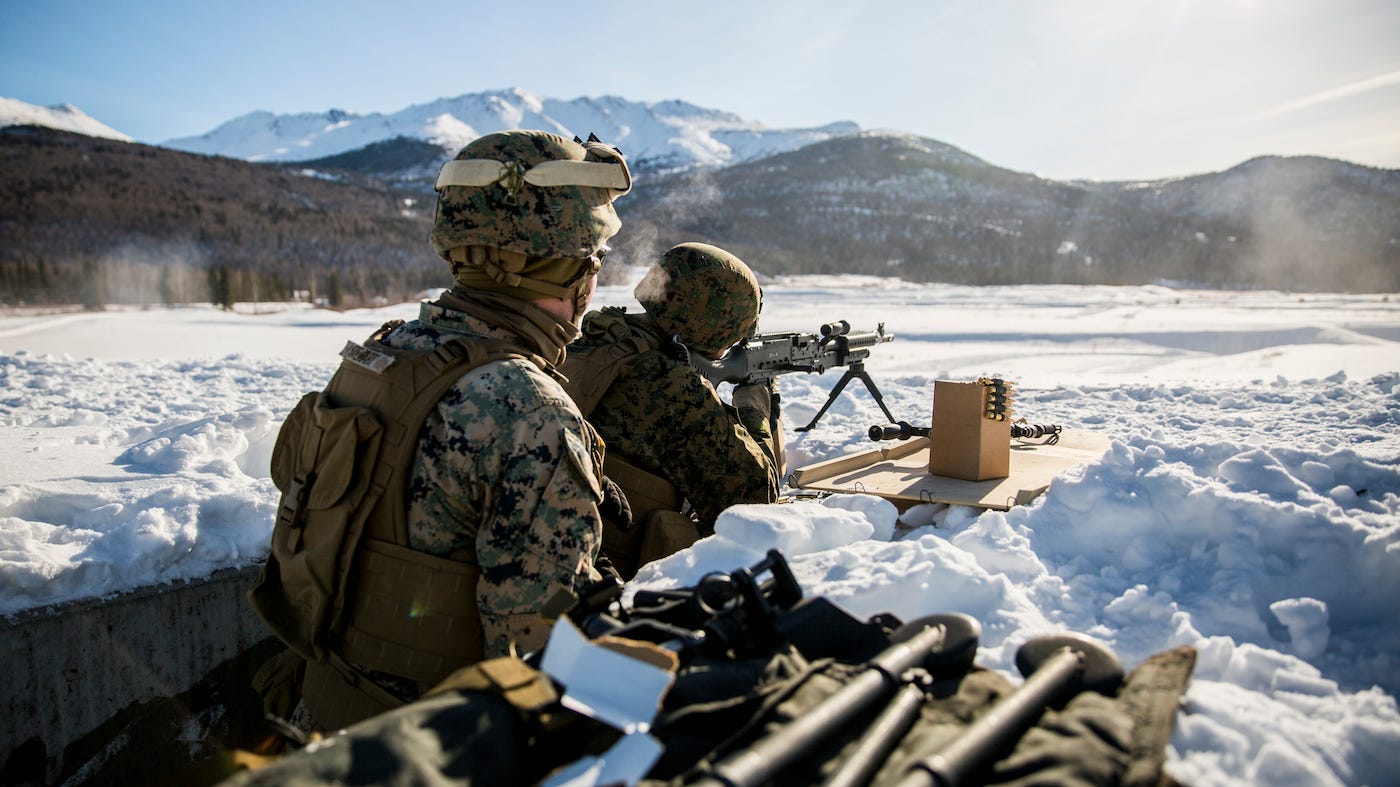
[559,242,784,578]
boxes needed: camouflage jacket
[563,308,779,530]
[380,297,605,657]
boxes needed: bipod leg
[852,367,897,424]
[797,370,856,432]
[796,362,897,432]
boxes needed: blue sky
[3,0,1398,181]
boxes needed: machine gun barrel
[821,319,894,359]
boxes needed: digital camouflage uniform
[385,297,604,657]
[558,243,781,586]
[402,128,629,661]
[253,130,632,733]
[569,306,780,529]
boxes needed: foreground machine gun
[694,321,896,432]
[567,551,1182,787]
[569,549,805,660]
[220,550,1195,787]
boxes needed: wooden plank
[788,436,930,487]
[790,430,1112,511]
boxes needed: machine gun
[693,321,896,432]
[564,552,1152,787]
[567,549,806,660]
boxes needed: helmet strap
[449,246,599,323]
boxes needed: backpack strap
[327,333,538,547]
[558,334,651,418]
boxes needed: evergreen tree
[81,258,106,311]
[208,264,233,310]
[327,270,343,308]
[159,264,175,306]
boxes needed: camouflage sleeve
[602,352,780,529]
[731,381,784,473]
[474,375,604,658]
[408,359,604,659]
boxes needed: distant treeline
[0,126,444,309]
[0,258,380,310]
[1,256,442,311]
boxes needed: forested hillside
[0,127,441,308]
[611,133,1400,291]
[4,126,1397,310]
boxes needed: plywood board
[790,430,1112,511]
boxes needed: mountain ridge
[2,94,1397,306]
[0,96,133,143]
[612,131,1400,291]
[155,87,862,174]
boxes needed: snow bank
[2,281,1398,784]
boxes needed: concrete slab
[1,563,273,785]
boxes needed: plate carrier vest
[252,320,541,727]
[559,337,693,579]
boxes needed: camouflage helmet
[634,243,761,357]
[431,131,631,315]
[431,130,631,260]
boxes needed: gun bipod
[796,359,896,432]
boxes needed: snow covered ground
[2,276,1398,785]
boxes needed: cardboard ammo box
[929,379,1011,480]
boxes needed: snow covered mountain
[6,91,1397,298]
[0,96,132,142]
[159,87,860,172]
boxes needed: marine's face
[573,273,599,327]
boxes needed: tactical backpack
[252,321,540,726]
